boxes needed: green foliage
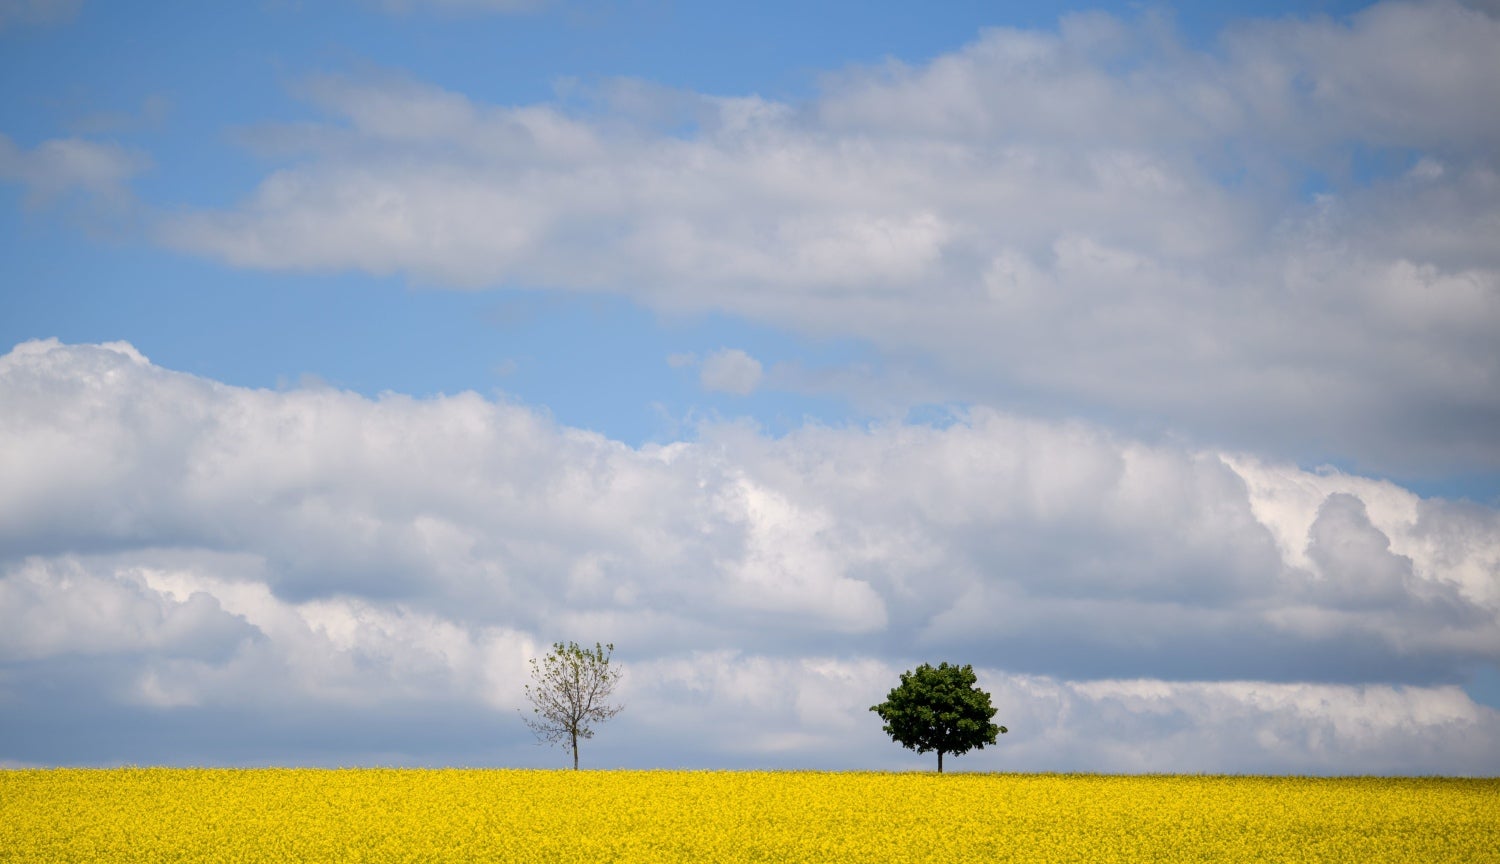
[522,641,624,770]
[870,662,1007,772]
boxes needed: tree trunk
[938,751,944,773]
[572,732,579,770]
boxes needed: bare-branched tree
[521,641,624,770]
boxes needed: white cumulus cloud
[154,1,1500,476]
[2,339,1498,770]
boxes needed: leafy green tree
[522,641,623,770]
[870,662,1007,772]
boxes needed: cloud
[993,675,1500,775]
[155,1,1500,477]
[372,0,547,13]
[0,133,148,212]
[1,339,1497,770]
[69,94,173,136]
[625,655,1500,774]
[698,348,763,396]
[0,0,81,30]
[0,556,257,664]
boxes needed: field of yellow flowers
[2,768,1496,862]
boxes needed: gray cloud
[0,133,148,211]
[698,348,763,396]
[1,339,1497,770]
[0,0,81,30]
[0,556,258,665]
[372,0,546,14]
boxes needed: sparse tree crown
[870,661,1006,772]
[522,641,623,770]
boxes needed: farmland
[2,769,1496,862]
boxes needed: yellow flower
[1,768,1494,862]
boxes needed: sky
[1,0,1498,774]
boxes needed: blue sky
[2,0,1499,773]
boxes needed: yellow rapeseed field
[2,769,1496,862]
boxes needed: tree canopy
[870,661,1006,772]
[522,641,623,770]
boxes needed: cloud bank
[159,0,1500,476]
[2,340,1496,771]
